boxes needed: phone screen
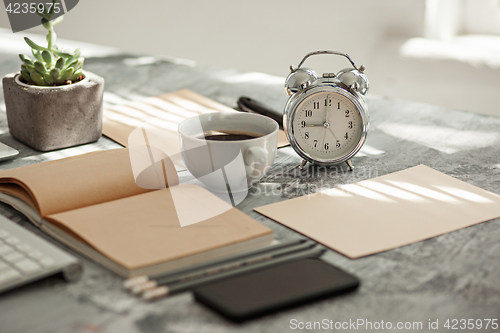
[194,258,359,322]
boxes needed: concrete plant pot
[2,71,104,151]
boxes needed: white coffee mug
[179,112,278,193]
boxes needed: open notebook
[0,149,273,277]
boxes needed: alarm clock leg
[299,159,308,170]
[346,160,354,171]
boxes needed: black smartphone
[193,258,360,322]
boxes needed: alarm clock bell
[285,67,319,96]
[336,67,369,96]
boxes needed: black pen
[141,245,326,301]
[237,96,284,129]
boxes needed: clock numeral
[305,132,309,139]
[344,132,348,140]
[314,140,318,148]
[305,110,313,117]
[324,98,331,107]
[324,143,329,150]
[336,140,340,148]
[348,121,353,129]
[313,102,320,109]
[301,120,306,128]
[338,102,341,109]
[345,110,350,117]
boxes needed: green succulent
[18,0,84,86]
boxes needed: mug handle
[244,146,268,178]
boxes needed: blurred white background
[1,0,499,116]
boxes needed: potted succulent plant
[2,2,104,151]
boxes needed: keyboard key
[0,230,9,238]
[0,269,21,284]
[40,258,55,267]
[15,243,32,252]
[14,259,41,274]
[0,244,13,255]
[0,261,9,271]
[27,250,43,259]
[4,252,24,263]
[5,236,20,245]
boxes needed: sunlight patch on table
[377,123,500,154]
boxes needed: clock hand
[305,124,325,127]
[327,124,338,141]
[325,103,339,141]
[325,95,330,123]
[321,127,327,148]
[322,95,331,148]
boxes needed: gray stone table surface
[0,30,499,333]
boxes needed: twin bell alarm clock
[283,50,369,170]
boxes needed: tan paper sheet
[0,148,160,217]
[255,165,500,258]
[103,89,289,156]
[48,184,273,269]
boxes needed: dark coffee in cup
[179,112,279,193]
[197,130,263,141]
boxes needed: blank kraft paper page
[254,165,500,258]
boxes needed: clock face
[292,91,363,161]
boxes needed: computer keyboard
[0,215,82,294]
